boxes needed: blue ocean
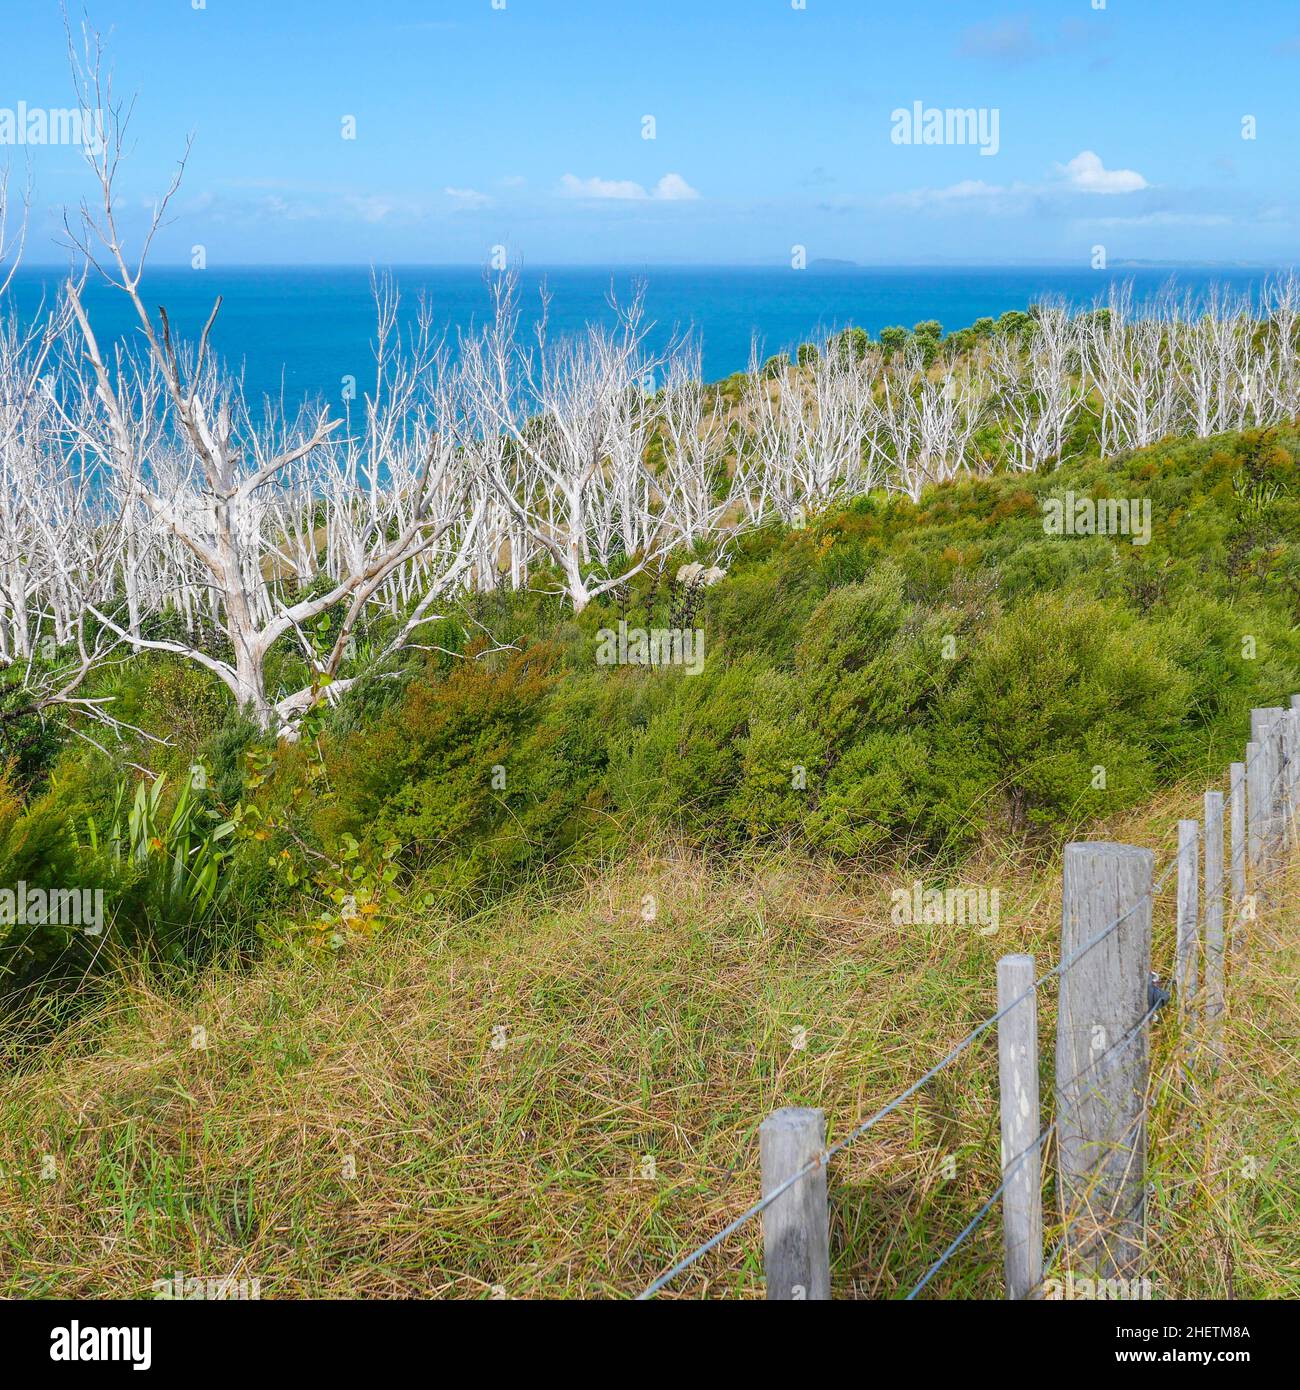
[5,263,1285,409]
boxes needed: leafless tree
[875,346,984,502]
[655,346,738,545]
[991,305,1085,471]
[61,25,484,734]
[461,274,678,611]
[1083,283,1182,455]
[0,165,143,737]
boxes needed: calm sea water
[6,263,1285,410]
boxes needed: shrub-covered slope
[2,426,1298,1000]
[266,427,1300,898]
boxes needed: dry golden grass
[0,783,1293,1299]
[1139,849,1299,1300]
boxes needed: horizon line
[9,259,1295,273]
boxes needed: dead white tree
[991,306,1085,471]
[303,277,487,714]
[735,348,800,524]
[1083,283,1182,456]
[655,345,737,545]
[590,364,657,573]
[461,274,678,611]
[1252,273,1300,426]
[1173,284,1254,439]
[62,26,484,734]
[0,167,144,738]
[0,166,29,300]
[793,339,882,500]
[875,346,984,502]
[0,314,56,664]
[736,336,888,522]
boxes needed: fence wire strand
[638,854,1176,1299]
[905,1122,1056,1300]
[639,722,1294,1300]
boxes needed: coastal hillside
[1,424,1297,1298]
[3,423,1298,993]
[4,0,1297,1341]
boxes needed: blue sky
[2,0,1298,266]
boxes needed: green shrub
[8,426,1300,1007]
[932,594,1190,840]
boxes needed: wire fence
[638,704,1298,1300]
[638,855,1176,1301]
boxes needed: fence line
[636,856,1174,1300]
[638,700,1299,1300]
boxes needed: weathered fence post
[760,1107,830,1300]
[1284,702,1300,848]
[1250,708,1284,870]
[1245,738,1265,879]
[1229,760,1246,954]
[1175,819,1200,1027]
[1203,791,1225,1057]
[1267,708,1286,856]
[1291,694,1300,809]
[1055,842,1153,1279]
[997,953,1042,1300]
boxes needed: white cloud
[559,171,700,201]
[445,186,491,210]
[184,187,432,226]
[560,173,648,200]
[652,172,700,201]
[886,179,1013,207]
[887,151,1150,214]
[883,179,1033,213]
[1058,150,1148,194]
[344,195,398,223]
[264,195,325,222]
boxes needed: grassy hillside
[0,790,1294,1298]
[0,424,1297,1297]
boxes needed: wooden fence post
[1251,708,1284,868]
[1203,791,1225,1056]
[1175,819,1200,1026]
[1229,760,1246,954]
[997,953,1042,1300]
[760,1107,830,1300]
[1291,695,1300,816]
[1055,842,1153,1279]
[1268,708,1286,856]
[1245,738,1265,880]
[1284,702,1300,848]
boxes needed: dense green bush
[2,426,1298,1003]
[271,428,1300,886]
